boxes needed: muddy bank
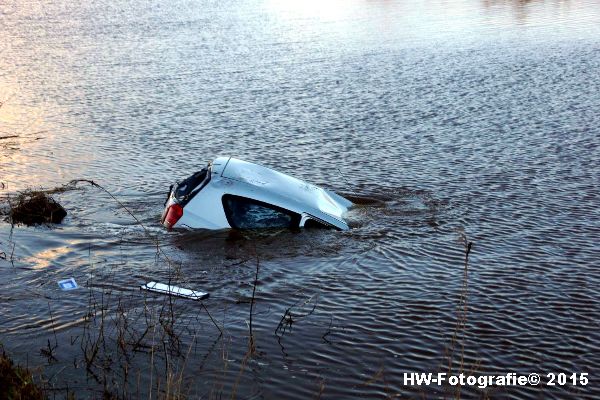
[0,345,45,400]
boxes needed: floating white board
[58,278,78,291]
[141,281,209,300]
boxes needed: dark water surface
[1,0,600,398]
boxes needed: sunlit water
[1,0,600,398]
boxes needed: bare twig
[275,293,319,336]
[441,231,474,399]
[66,179,172,261]
[322,316,333,343]
[40,302,59,363]
[249,254,260,353]
[9,242,15,267]
[201,303,223,336]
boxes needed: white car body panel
[164,157,352,231]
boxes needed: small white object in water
[58,278,78,291]
[141,281,209,300]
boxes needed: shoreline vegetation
[0,344,45,400]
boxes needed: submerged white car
[161,157,352,231]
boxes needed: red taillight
[163,203,183,230]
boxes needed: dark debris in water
[0,182,82,226]
[4,190,67,226]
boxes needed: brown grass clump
[8,190,67,225]
[0,346,46,400]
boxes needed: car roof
[212,157,352,226]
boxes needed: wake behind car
[161,157,353,231]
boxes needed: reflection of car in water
[161,157,353,231]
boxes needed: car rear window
[222,195,300,229]
[174,167,210,206]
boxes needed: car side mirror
[299,213,334,229]
[299,213,310,228]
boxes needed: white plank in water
[141,281,209,300]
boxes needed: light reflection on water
[1,0,600,399]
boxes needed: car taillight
[163,203,183,230]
